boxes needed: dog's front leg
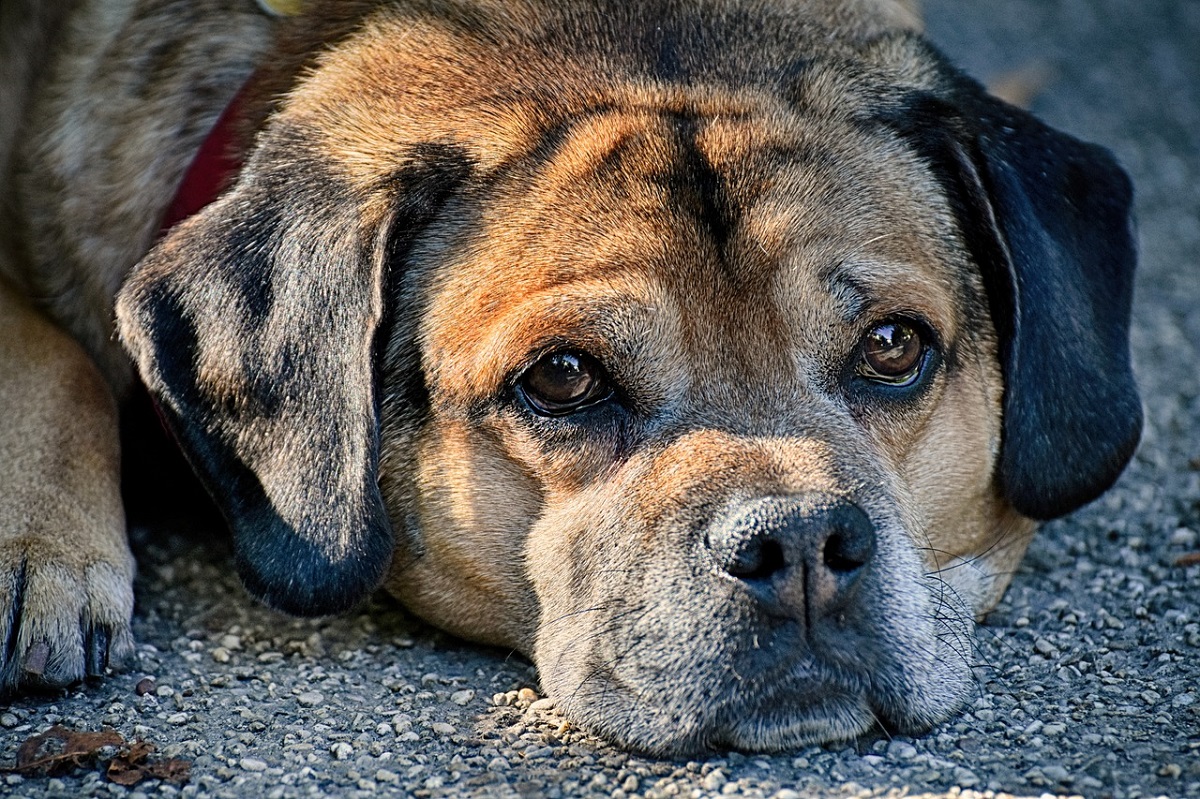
[0,279,133,694]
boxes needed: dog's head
[116,2,1140,754]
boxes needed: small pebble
[1043,765,1072,784]
[297,691,324,707]
[240,757,268,772]
[331,742,354,760]
[1171,527,1198,547]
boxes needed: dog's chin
[541,654,972,757]
[710,696,878,754]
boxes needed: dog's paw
[0,540,135,695]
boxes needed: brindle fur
[1,0,1139,754]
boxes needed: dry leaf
[107,758,147,786]
[105,740,190,786]
[144,757,191,784]
[9,726,124,775]
[2,726,190,785]
[106,741,156,786]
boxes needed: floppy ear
[117,123,468,615]
[967,94,1142,519]
[878,68,1142,520]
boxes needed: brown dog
[0,0,1140,754]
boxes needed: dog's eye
[858,320,926,386]
[518,350,611,416]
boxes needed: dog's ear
[968,96,1142,519]
[117,124,469,615]
[874,67,1142,521]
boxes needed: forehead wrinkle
[538,109,663,187]
[523,105,774,290]
[750,134,969,342]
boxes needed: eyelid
[859,312,940,347]
[508,338,605,386]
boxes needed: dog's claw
[85,627,110,678]
[22,640,50,677]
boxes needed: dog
[0,0,1141,754]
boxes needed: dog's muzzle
[536,484,972,755]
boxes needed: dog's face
[117,3,1140,754]
[387,98,1031,750]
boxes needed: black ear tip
[232,514,395,617]
[1002,392,1143,521]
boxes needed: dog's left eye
[857,320,927,386]
[517,350,612,416]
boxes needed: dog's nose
[710,494,876,620]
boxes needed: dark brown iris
[519,351,610,415]
[859,321,925,384]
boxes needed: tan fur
[0,277,133,683]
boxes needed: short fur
[1,0,1139,754]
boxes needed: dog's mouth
[538,601,972,756]
[697,674,904,754]
[550,659,883,755]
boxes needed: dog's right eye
[517,350,612,416]
[857,319,928,387]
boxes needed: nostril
[822,526,875,575]
[727,538,787,582]
[711,494,876,619]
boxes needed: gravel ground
[3,1,1198,798]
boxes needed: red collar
[159,79,253,233]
